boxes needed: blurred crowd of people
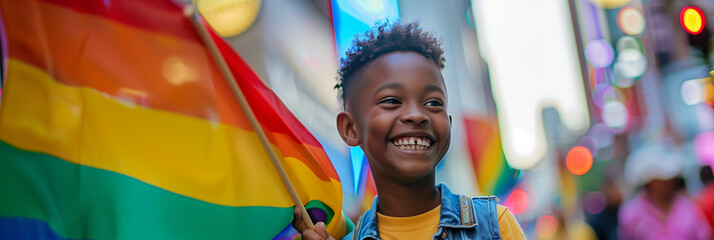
[584,144,714,240]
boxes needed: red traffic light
[681,6,706,35]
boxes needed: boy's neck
[374,174,441,217]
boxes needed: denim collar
[353,183,478,240]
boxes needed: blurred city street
[1,0,713,239]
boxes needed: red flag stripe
[41,0,200,43]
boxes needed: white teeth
[392,137,433,150]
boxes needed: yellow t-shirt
[497,205,526,240]
[377,204,441,240]
[376,205,525,240]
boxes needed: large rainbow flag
[462,116,520,198]
[0,0,351,239]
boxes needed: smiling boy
[294,21,525,240]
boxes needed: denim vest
[345,184,501,240]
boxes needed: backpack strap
[471,196,502,239]
[459,195,476,226]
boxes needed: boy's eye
[379,98,402,105]
[425,99,444,107]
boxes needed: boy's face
[338,51,451,183]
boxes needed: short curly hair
[336,21,445,108]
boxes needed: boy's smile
[391,136,432,151]
[339,51,451,183]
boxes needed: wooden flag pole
[184,4,316,231]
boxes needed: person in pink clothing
[618,144,713,240]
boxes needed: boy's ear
[336,112,360,147]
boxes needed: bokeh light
[603,100,629,132]
[694,132,714,167]
[503,189,529,215]
[612,36,646,83]
[585,39,615,68]
[680,6,705,35]
[618,7,646,36]
[536,215,558,237]
[614,49,647,79]
[197,0,262,37]
[567,146,594,175]
[583,191,607,214]
[162,56,198,86]
[616,36,642,52]
[681,79,704,105]
[588,0,631,9]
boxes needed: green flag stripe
[0,140,295,239]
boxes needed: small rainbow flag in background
[357,160,377,213]
[462,116,520,198]
[0,0,351,239]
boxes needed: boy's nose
[399,104,429,125]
